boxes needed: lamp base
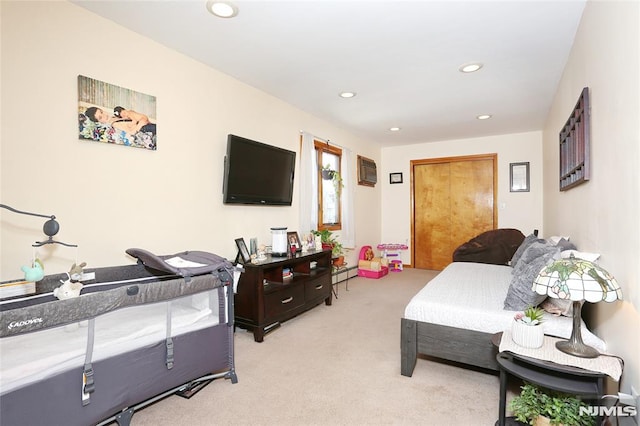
[555,340,600,358]
[555,300,600,358]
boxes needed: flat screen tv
[223,134,296,205]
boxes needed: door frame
[410,153,498,269]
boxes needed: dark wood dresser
[234,249,332,342]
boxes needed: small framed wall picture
[510,162,530,192]
[389,172,403,184]
[287,231,302,253]
[235,238,251,263]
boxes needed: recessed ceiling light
[459,62,483,73]
[477,114,492,120]
[389,127,401,132]
[339,92,356,98]
[207,0,238,18]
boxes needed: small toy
[53,277,84,300]
[54,262,87,300]
[21,258,44,282]
[68,262,87,282]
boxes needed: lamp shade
[532,256,622,303]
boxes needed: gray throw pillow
[504,242,560,311]
[555,237,577,252]
[510,233,543,268]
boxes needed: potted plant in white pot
[509,383,595,426]
[511,305,545,348]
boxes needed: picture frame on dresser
[235,238,251,263]
[287,231,301,252]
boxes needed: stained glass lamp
[532,255,622,358]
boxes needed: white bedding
[0,290,220,395]
[403,262,606,352]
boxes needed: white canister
[271,227,288,256]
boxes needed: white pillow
[547,235,570,245]
[560,250,601,262]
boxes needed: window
[314,140,342,231]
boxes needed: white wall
[0,1,380,279]
[542,0,639,395]
[381,131,544,265]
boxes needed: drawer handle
[281,296,294,304]
[314,284,324,290]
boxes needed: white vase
[511,320,544,349]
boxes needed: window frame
[314,140,342,231]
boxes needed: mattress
[403,262,607,352]
[0,290,220,395]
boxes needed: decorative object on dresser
[532,255,622,358]
[287,231,302,253]
[235,237,251,263]
[270,227,288,256]
[234,249,332,342]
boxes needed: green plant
[311,229,336,245]
[331,240,344,258]
[311,229,344,258]
[321,164,344,192]
[515,306,545,326]
[509,383,594,426]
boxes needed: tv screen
[223,134,296,205]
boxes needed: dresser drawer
[304,276,330,300]
[264,285,305,318]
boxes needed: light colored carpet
[127,268,506,425]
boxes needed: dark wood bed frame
[401,318,499,376]
[401,308,596,377]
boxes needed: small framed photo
[389,172,403,184]
[510,162,530,192]
[287,231,302,252]
[235,238,251,263]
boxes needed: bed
[0,252,238,426]
[400,236,607,377]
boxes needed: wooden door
[412,154,496,270]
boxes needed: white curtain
[341,148,355,249]
[299,132,318,235]
[298,132,355,249]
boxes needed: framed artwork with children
[77,75,157,150]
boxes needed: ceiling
[72,0,586,147]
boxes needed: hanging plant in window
[321,164,343,192]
